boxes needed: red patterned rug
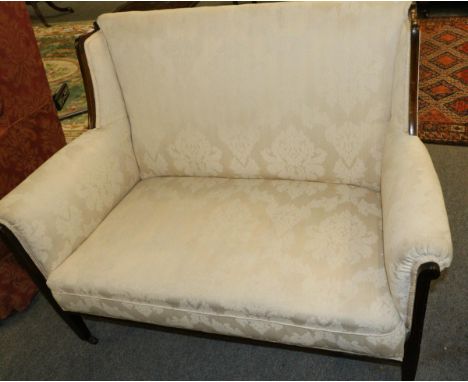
[418,17,468,145]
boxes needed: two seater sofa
[0,2,452,379]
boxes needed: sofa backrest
[97,2,410,190]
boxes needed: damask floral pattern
[218,127,260,176]
[305,210,378,266]
[0,125,140,277]
[168,130,223,176]
[261,127,327,180]
[97,2,410,190]
[52,292,406,360]
[47,176,404,359]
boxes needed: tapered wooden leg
[401,262,440,380]
[0,224,98,344]
[43,297,99,344]
[402,346,419,381]
[61,312,98,344]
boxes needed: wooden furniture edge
[74,22,99,130]
[402,262,440,380]
[409,2,420,136]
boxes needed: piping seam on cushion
[52,290,405,338]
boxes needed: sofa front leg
[0,224,98,344]
[61,312,99,344]
[401,262,440,380]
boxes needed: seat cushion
[47,177,405,359]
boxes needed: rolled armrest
[381,131,452,326]
[0,123,139,278]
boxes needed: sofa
[0,2,452,379]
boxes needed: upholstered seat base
[48,177,405,360]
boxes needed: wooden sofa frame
[0,3,442,380]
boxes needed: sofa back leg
[0,224,98,344]
[401,262,441,380]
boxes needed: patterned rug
[33,21,93,143]
[418,17,468,145]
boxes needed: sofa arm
[0,124,139,278]
[381,131,452,326]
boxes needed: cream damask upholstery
[97,2,409,191]
[382,132,452,327]
[47,177,405,359]
[0,1,452,363]
[0,125,139,278]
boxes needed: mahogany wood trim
[408,3,420,136]
[113,1,198,13]
[74,22,99,130]
[402,262,441,380]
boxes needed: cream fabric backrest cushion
[97,2,409,190]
